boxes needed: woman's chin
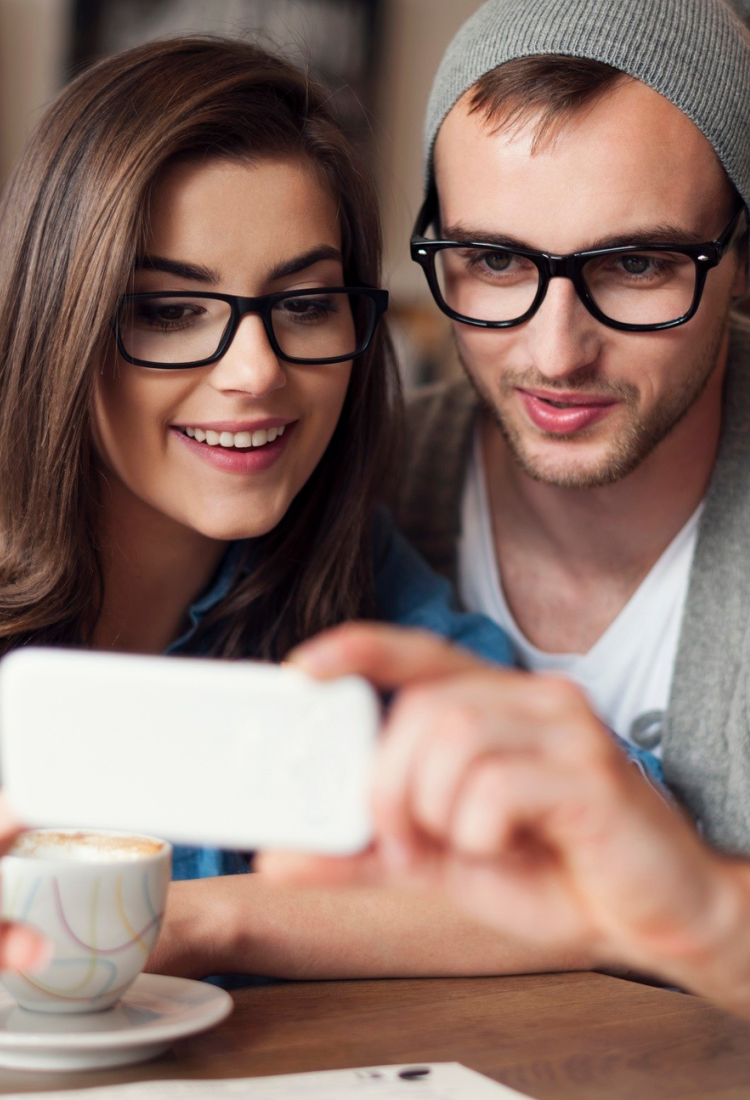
[187,510,287,543]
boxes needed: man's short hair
[468,55,623,153]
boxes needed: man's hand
[260,624,750,1016]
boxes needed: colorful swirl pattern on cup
[0,850,170,1013]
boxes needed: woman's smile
[171,418,296,474]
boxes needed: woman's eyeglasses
[113,287,389,368]
[411,195,746,333]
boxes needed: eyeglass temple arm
[412,186,440,240]
[716,204,749,257]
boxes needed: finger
[445,751,709,959]
[287,623,483,687]
[373,675,618,845]
[408,701,495,841]
[448,756,596,858]
[369,688,455,850]
[0,924,49,971]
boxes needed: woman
[0,36,528,979]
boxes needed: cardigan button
[629,710,665,751]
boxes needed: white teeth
[183,425,289,448]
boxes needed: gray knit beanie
[425,0,750,210]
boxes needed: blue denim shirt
[165,508,665,880]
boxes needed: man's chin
[500,429,645,489]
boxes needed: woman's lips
[171,421,295,473]
[517,389,618,435]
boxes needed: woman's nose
[209,314,287,397]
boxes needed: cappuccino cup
[0,828,171,1013]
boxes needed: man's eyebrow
[440,224,530,250]
[266,245,343,281]
[584,225,708,250]
[135,255,220,283]
[440,222,708,252]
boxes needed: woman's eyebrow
[135,255,220,283]
[266,245,343,281]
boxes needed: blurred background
[0,0,486,385]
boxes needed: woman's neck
[92,475,227,656]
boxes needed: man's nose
[525,277,602,380]
[209,314,287,397]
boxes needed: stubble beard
[458,315,728,490]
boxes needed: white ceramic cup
[0,828,172,1013]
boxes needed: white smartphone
[0,648,380,855]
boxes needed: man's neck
[481,350,726,654]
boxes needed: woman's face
[94,157,353,542]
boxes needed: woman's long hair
[0,36,400,659]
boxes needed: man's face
[434,78,746,488]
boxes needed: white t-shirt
[457,431,703,756]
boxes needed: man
[392,0,750,852]
[262,0,750,1020]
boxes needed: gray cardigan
[393,316,750,854]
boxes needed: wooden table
[1,972,750,1099]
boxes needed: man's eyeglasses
[113,287,389,369]
[410,195,746,333]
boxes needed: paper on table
[2,1063,533,1099]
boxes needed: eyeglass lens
[117,291,372,365]
[434,247,698,326]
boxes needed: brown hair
[0,36,400,659]
[469,55,626,152]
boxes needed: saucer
[0,973,233,1071]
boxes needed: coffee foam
[9,830,165,863]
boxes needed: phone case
[0,648,379,855]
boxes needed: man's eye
[484,251,513,272]
[620,256,652,276]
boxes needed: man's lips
[517,388,619,435]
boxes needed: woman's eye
[281,297,334,321]
[135,304,203,328]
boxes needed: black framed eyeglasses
[113,286,389,369]
[410,193,747,333]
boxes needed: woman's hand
[0,794,48,971]
[260,624,750,1017]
